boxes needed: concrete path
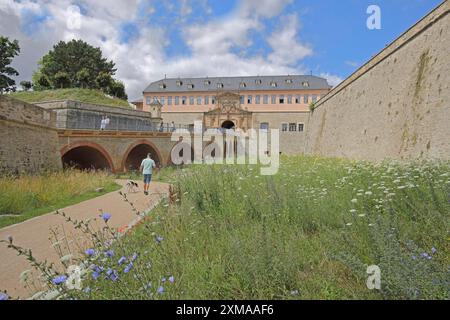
[0,180,169,299]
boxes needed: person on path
[140,153,156,195]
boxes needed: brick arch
[60,141,115,172]
[121,139,164,172]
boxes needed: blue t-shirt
[141,158,155,175]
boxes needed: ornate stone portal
[203,92,252,130]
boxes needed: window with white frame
[279,95,285,104]
[181,96,187,105]
[271,95,276,104]
[260,122,269,130]
[197,96,202,105]
[146,96,151,105]
[263,95,269,104]
[304,95,309,103]
[160,96,165,105]
[205,96,209,105]
[289,123,297,132]
[255,95,261,104]
[175,96,180,105]
[189,96,194,105]
[168,96,172,106]
[247,95,252,104]
[281,123,288,132]
[298,123,304,132]
[295,95,300,104]
[240,95,245,104]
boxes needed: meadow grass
[0,170,120,228]
[10,156,450,300]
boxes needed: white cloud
[320,73,343,87]
[267,14,313,66]
[0,0,340,100]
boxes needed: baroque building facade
[135,75,331,154]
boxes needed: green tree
[0,36,20,94]
[108,80,128,100]
[54,71,71,89]
[34,39,117,90]
[95,72,112,91]
[76,68,91,88]
[20,80,33,91]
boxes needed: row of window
[259,122,304,132]
[162,79,310,90]
[146,94,321,106]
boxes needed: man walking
[140,153,156,195]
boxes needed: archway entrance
[124,143,161,171]
[62,146,112,171]
[221,120,235,129]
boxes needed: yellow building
[136,75,331,154]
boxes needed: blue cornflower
[110,270,119,282]
[169,276,175,283]
[124,262,133,273]
[431,247,437,254]
[92,270,101,280]
[101,213,111,222]
[105,250,115,258]
[412,255,417,260]
[118,256,126,265]
[421,252,432,260]
[156,235,164,244]
[162,277,166,283]
[106,268,113,276]
[85,248,95,256]
[157,286,164,294]
[52,275,67,285]
[131,253,138,262]
[0,293,8,300]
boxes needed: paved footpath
[0,180,169,299]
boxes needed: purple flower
[106,268,113,276]
[169,276,175,283]
[161,277,166,283]
[155,235,164,244]
[85,248,95,256]
[421,252,432,260]
[431,247,437,254]
[118,256,126,265]
[157,286,164,294]
[131,253,138,262]
[412,255,417,260]
[124,262,133,273]
[0,293,8,301]
[101,213,111,222]
[110,270,119,282]
[92,271,100,280]
[52,275,67,285]
[105,250,115,258]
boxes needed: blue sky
[0,0,444,99]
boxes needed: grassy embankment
[65,156,449,300]
[10,88,132,108]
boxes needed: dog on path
[125,180,139,193]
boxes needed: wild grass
[0,170,119,228]
[4,156,449,300]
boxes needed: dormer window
[302,81,309,87]
[159,83,167,89]
[217,83,224,88]
[270,81,277,87]
[255,79,262,85]
[187,84,194,89]
[240,82,247,88]
[176,80,183,86]
[286,79,293,84]
[204,80,211,86]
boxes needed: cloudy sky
[0,0,443,100]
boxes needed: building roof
[143,75,331,93]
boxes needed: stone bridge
[58,129,180,172]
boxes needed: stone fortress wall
[0,95,62,175]
[304,1,450,161]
